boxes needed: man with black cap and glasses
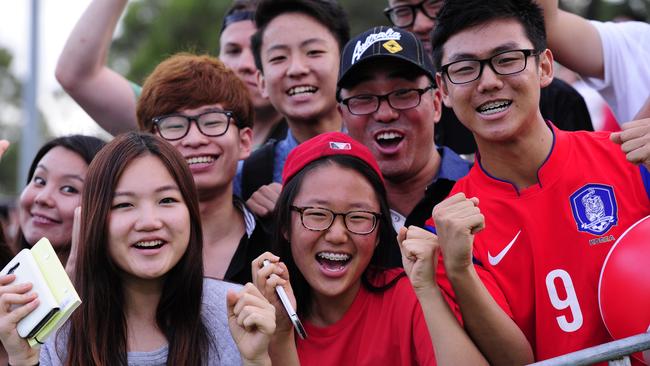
[382,0,594,157]
[337,26,471,265]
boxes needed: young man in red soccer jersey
[426,0,650,363]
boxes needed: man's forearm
[447,266,534,365]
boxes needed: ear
[432,88,443,124]
[538,48,554,88]
[238,127,253,161]
[256,71,269,99]
[337,103,348,127]
[436,73,452,108]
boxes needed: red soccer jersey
[428,125,650,361]
[296,269,459,366]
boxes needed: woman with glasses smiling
[136,53,270,285]
[252,132,486,365]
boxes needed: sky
[0,0,113,138]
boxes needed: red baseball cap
[282,132,383,185]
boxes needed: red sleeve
[404,280,438,366]
[436,254,514,322]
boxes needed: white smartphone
[1,249,60,338]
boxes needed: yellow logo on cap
[382,40,402,54]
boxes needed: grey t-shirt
[39,278,243,366]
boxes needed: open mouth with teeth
[31,214,61,225]
[375,131,404,149]
[477,100,512,115]
[316,252,351,273]
[134,240,165,250]
[186,155,216,166]
[287,85,318,96]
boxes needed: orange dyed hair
[137,53,254,131]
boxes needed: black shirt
[219,198,271,285]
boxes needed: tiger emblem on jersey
[570,184,618,235]
[583,191,606,222]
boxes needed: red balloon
[599,215,650,365]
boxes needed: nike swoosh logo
[488,230,522,266]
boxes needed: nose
[34,185,56,208]
[373,98,399,124]
[324,215,349,244]
[412,10,435,38]
[287,54,309,78]
[180,120,209,148]
[134,203,163,232]
[476,64,504,93]
[236,48,257,75]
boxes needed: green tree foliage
[0,47,23,197]
[111,0,387,84]
[112,0,233,84]
[0,46,52,197]
[561,0,649,21]
[0,48,21,108]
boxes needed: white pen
[263,259,307,339]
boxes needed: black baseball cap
[337,26,435,90]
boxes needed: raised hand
[610,118,650,170]
[0,274,40,365]
[397,226,439,292]
[65,206,82,280]
[251,253,296,337]
[246,183,282,218]
[432,193,485,273]
[227,283,275,366]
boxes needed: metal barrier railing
[528,332,650,366]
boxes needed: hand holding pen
[253,253,307,340]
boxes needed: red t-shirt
[427,125,650,361]
[296,269,458,366]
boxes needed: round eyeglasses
[339,86,435,116]
[383,0,443,28]
[291,206,381,235]
[440,49,540,85]
[152,109,238,141]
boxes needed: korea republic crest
[570,184,618,235]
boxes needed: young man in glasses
[383,0,593,156]
[136,53,270,285]
[426,0,650,363]
[337,26,471,265]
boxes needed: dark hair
[272,155,400,318]
[220,0,258,33]
[251,0,350,73]
[15,135,105,252]
[137,53,254,131]
[0,200,15,268]
[0,227,12,269]
[431,0,547,70]
[65,132,208,366]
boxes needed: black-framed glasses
[152,109,238,141]
[383,0,442,28]
[290,206,381,235]
[440,49,540,85]
[339,85,434,115]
